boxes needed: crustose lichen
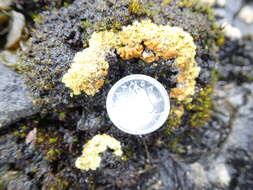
[62,20,200,102]
[75,134,123,171]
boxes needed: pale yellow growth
[62,32,118,95]
[62,20,200,101]
[75,134,123,171]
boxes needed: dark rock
[0,134,19,163]
[219,38,253,84]
[7,174,37,190]
[77,111,104,132]
[156,150,195,190]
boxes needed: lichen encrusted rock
[62,20,200,102]
[19,0,221,132]
[75,134,123,171]
[1,0,232,189]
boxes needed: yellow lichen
[167,104,185,129]
[62,31,118,95]
[62,20,200,101]
[75,134,123,171]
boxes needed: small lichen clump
[62,20,200,101]
[75,134,123,171]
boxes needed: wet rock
[5,11,25,49]
[0,64,38,128]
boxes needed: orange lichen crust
[75,134,123,171]
[62,20,200,101]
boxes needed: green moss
[186,75,217,128]
[178,0,215,21]
[111,21,122,32]
[211,24,225,46]
[45,148,61,161]
[177,0,200,8]
[166,102,185,130]
[82,20,91,28]
[32,14,44,24]
[53,176,69,190]
[37,136,45,143]
[161,0,172,6]
[128,0,150,16]
[14,125,29,139]
[44,175,70,190]
[166,70,218,130]
[72,137,79,143]
[21,125,28,131]
[0,180,5,190]
[169,137,179,149]
[63,1,70,7]
[58,112,66,121]
[20,132,27,138]
[123,150,134,160]
[49,137,58,144]
[167,115,182,130]
[95,21,110,31]
[87,176,96,190]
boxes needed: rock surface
[238,5,253,24]
[0,0,253,189]
[0,63,38,128]
[214,0,253,36]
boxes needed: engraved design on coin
[106,74,170,135]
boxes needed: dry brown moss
[75,134,123,171]
[62,20,200,101]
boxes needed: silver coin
[106,74,170,135]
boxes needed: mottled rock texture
[0,63,38,128]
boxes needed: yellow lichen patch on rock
[62,32,118,95]
[62,20,200,101]
[75,134,123,171]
